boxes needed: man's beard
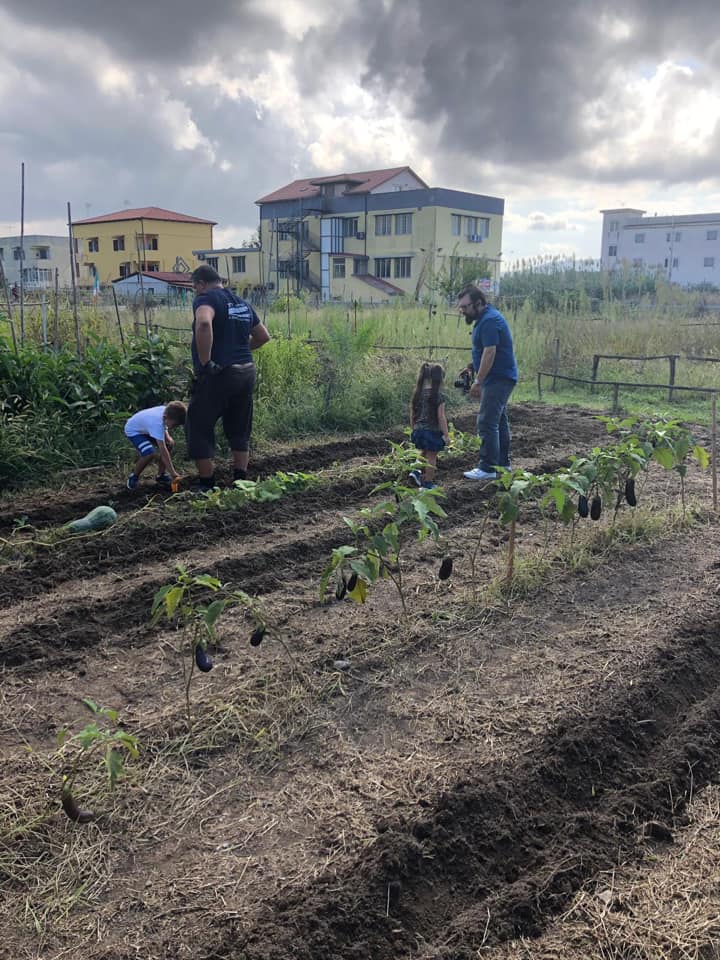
[464,313,476,325]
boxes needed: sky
[2,0,720,268]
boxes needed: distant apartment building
[0,235,72,288]
[191,246,263,294]
[71,206,215,286]
[601,208,720,287]
[256,166,504,301]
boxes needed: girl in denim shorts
[408,362,449,490]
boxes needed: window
[140,235,159,251]
[609,220,619,232]
[705,257,715,268]
[33,246,50,260]
[86,262,96,277]
[708,230,718,241]
[451,214,462,236]
[664,258,669,268]
[119,262,132,278]
[672,257,679,268]
[666,232,671,242]
[674,231,682,242]
[13,247,23,260]
[141,261,160,272]
[206,257,219,270]
[608,245,617,257]
[333,258,346,279]
[342,217,359,238]
[277,260,289,278]
[395,213,412,235]
[374,257,392,278]
[634,233,645,243]
[231,256,246,273]
[88,237,99,253]
[375,215,392,236]
[113,236,125,252]
[278,224,293,241]
[353,258,368,275]
[394,257,411,279]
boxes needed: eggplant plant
[152,565,268,729]
[320,479,447,614]
[57,699,139,824]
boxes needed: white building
[600,209,720,287]
[0,235,72,288]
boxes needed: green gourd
[67,505,118,533]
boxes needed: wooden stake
[505,518,516,587]
[53,267,59,350]
[112,285,127,356]
[67,202,81,356]
[712,394,717,513]
[19,161,25,346]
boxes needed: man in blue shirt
[457,284,518,481]
[186,265,271,490]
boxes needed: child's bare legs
[133,452,157,479]
[422,450,438,483]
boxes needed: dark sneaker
[156,473,172,485]
[421,481,436,490]
[126,473,139,491]
[190,475,217,492]
[408,470,422,488]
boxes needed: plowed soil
[2,401,720,960]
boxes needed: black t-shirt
[413,388,446,430]
[192,287,260,373]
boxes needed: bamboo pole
[712,395,717,513]
[19,161,25,346]
[112,285,127,356]
[53,267,59,350]
[66,202,81,356]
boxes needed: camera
[454,369,472,392]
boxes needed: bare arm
[194,305,215,366]
[156,439,179,478]
[249,322,271,351]
[469,346,497,398]
[437,402,449,441]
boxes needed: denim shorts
[411,427,446,452]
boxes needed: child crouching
[124,400,186,490]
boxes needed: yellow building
[256,166,504,302]
[71,206,215,286]
[191,245,263,296]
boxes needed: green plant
[57,699,139,823]
[190,471,319,512]
[320,478,447,614]
[151,565,267,728]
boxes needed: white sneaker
[463,467,497,481]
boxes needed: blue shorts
[411,427,446,453]
[128,434,157,457]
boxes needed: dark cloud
[0,0,279,63]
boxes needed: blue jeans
[477,378,515,471]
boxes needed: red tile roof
[73,206,216,225]
[256,167,427,204]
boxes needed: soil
[2,400,720,960]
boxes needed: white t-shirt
[124,405,166,441]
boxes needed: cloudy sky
[2,0,720,265]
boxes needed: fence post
[668,355,677,402]
[712,394,718,513]
[590,354,600,394]
[551,338,560,391]
[537,371,543,400]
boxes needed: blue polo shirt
[471,305,518,384]
[192,287,260,373]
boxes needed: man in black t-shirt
[186,264,271,490]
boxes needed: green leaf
[82,698,99,714]
[653,446,675,470]
[693,445,711,469]
[192,574,222,591]
[204,598,227,629]
[105,748,125,788]
[164,585,185,618]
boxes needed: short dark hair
[165,400,187,425]
[191,264,222,285]
[457,284,487,307]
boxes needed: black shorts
[186,364,256,459]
